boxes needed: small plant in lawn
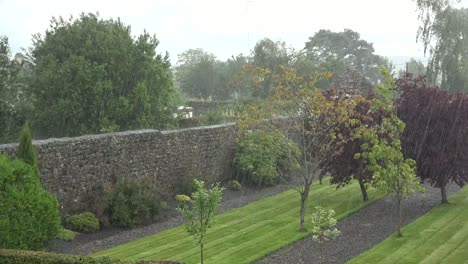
[66,212,100,233]
[310,206,341,264]
[177,179,224,264]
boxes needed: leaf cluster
[235,130,300,186]
[358,69,423,197]
[310,206,340,242]
[177,180,224,245]
[397,74,468,189]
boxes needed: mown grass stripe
[348,187,468,264]
[92,179,383,264]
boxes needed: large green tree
[398,58,427,78]
[426,7,468,91]
[175,48,218,100]
[304,29,392,88]
[237,66,352,230]
[414,0,456,53]
[251,38,293,97]
[30,13,179,138]
[0,36,31,143]
[175,49,248,100]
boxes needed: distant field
[349,187,468,264]
[91,180,382,264]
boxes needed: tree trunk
[397,195,402,237]
[300,194,307,231]
[299,185,311,231]
[358,178,368,201]
[200,243,204,264]
[320,233,324,264]
[441,184,448,204]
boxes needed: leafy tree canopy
[304,29,392,88]
[426,7,468,91]
[0,36,31,143]
[397,74,468,203]
[175,49,249,100]
[30,13,180,138]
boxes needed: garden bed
[49,182,291,255]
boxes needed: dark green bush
[234,131,300,186]
[227,180,242,191]
[0,154,60,249]
[66,212,100,233]
[201,110,226,125]
[107,178,164,228]
[0,249,180,264]
[178,175,198,195]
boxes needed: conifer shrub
[0,155,60,249]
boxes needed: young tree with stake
[177,180,224,264]
[358,68,424,237]
[310,206,340,264]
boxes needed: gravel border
[49,183,291,255]
[258,183,461,264]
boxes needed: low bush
[234,131,300,186]
[66,212,100,233]
[178,175,197,195]
[107,178,164,228]
[175,194,191,203]
[0,154,60,250]
[0,249,180,264]
[56,227,78,241]
[227,180,241,191]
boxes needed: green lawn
[349,186,468,264]
[92,179,382,264]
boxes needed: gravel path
[258,183,460,264]
[49,183,291,255]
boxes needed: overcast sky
[2,0,465,66]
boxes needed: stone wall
[0,125,236,215]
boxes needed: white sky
[1,0,465,65]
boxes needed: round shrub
[235,131,300,186]
[66,212,100,233]
[0,154,60,249]
[175,194,191,203]
[227,180,241,191]
[107,178,163,228]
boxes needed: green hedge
[0,249,180,264]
